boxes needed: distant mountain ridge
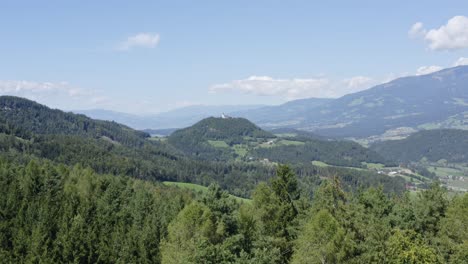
[0,95,406,198]
[231,98,333,126]
[235,66,468,138]
[76,104,264,130]
[78,65,468,139]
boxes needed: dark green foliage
[291,209,347,264]
[167,117,273,161]
[291,179,463,264]
[0,96,406,198]
[0,96,465,264]
[292,163,406,196]
[1,160,467,263]
[0,96,150,147]
[0,130,282,197]
[0,160,191,263]
[252,139,389,167]
[372,129,468,163]
[170,117,274,142]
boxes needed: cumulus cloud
[118,33,160,50]
[210,75,380,100]
[416,65,443,75]
[210,76,333,100]
[408,22,426,38]
[342,76,375,92]
[0,80,86,97]
[0,80,110,110]
[453,57,468,66]
[411,16,468,51]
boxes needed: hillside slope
[371,129,468,163]
[76,104,263,129]
[167,117,390,167]
[0,96,405,197]
[167,117,274,161]
[232,98,333,127]
[0,96,149,147]
[235,66,468,138]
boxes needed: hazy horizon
[1,1,468,114]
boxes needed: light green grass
[362,162,385,169]
[274,133,297,138]
[256,139,305,148]
[149,137,166,142]
[233,144,248,157]
[428,166,465,177]
[208,140,230,148]
[277,139,305,146]
[312,160,330,167]
[163,181,251,203]
[163,181,208,192]
[312,160,367,171]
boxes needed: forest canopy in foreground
[1,161,467,263]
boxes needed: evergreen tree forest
[0,96,466,263]
[0,96,406,198]
[1,161,467,263]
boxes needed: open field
[362,162,385,169]
[312,160,330,167]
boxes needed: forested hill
[0,96,149,147]
[166,116,390,167]
[169,116,274,142]
[371,129,468,163]
[167,117,274,160]
[0,96,406,197]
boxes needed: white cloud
[415,65,443,75]
[0,80,79,96]
[408,22,426,38]
[210,75,380,100]
[210,76,333,100]
[118,33,160,50]
[411,16,468,51]
[453,57,468,66]
[0,80,110,110]
[342,76,375,92]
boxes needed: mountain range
[236,66,468,138]
[76,65,468,140]
[75,104,263,130]
[0,95,405,196]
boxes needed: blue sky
[1,0,468,114]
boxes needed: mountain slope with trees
[167,117,391,167]
[0,96,405,198]
[0,96,150,147]
[371,129,468,163]
[236,66,468,138]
